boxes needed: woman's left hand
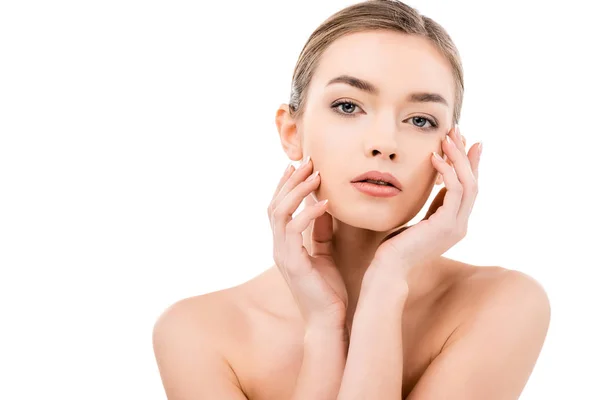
[364,125,483,288]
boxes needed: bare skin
[153,30,549,399]
[167,257,508,400]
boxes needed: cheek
[305,136,346,169]
[403,162,437,188]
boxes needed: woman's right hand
[268,156,348,332]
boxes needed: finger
[448,126,480,221]
[285,197,329,273]
[272,156,313,212]
[272,168,321,252]
[269,163,298,274]
[454,127,480,182]
[300,194,318,255]
[450,125,480,190]
[447,126,473,179]
[271,163,295,204]
[424,187,447,220]
[457,142,482,222]
[311,205,333,257]
[431,151,462,218]
[451,125,466,153]
[443,134,478,213]
[444,132,476,185]
[472,142,482,181]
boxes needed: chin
[340,207,408,231]
[319,195,410,233]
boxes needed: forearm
[290,326,349,400]
[337,279,409,400]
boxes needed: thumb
[311,202,333,257]
[424,187,447,220]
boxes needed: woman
[153,1,551,398]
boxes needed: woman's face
[284,30,456,232]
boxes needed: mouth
[351,170,402,190]
[358,179,395,186]
[350,181,401,197]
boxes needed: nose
[364,126,398,161]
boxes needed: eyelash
[330,99,439,131]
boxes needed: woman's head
[275,0,465,232]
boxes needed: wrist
[362,261,409,293]
[359,272,409,310]
[304,307,347,336]
[304,324,349,345]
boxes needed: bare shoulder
[152,289,250,399]
[456,264,550,309]
[444,261,551,344]
[404,263,552,398]
[153,289,249,351]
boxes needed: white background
[1,0,598,398]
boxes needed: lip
[351,181,401,197]
[351,170,403,190]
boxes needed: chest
[233,304,453,400]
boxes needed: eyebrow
[325,74,449,107]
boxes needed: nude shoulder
[441,263,549,339]
[152,289,258,398]
[452,264,546,305]
[152,288,251,365]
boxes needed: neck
[301,210,443,332]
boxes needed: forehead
[311,30,455,102]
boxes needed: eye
[331,100,440,132]
[407,116,438,131]
[331,100,362,117]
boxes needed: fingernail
[307,170,320,181]
[433,151,444,162]
[301,155,311,167]
[478,141,483,157]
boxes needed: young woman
[153,1,551,399]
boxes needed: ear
[275,104,303,162]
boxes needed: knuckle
[272,205,285,220]
[441,221,455,235]
[465,178,477,192]
[282,215,294,229]
[285,220,298,234]
[455,226,467,239]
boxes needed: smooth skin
[153,30,551,399]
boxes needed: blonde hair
[288,0,464,126]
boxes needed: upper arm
[152,297,248,400]
[406,270,551,400]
